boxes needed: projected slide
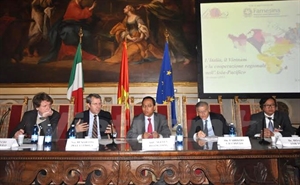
[200,0,300,94]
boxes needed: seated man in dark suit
[188,101,230,141]
[127,96,171,140]
[69,93,116,139]
[11,92,60,140]
[246,97,294,138]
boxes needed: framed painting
[0,0,198,84]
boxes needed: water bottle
[68,125,76,139]
[176,123,183,150]
[229,123,236,137]
[31,124,38,144]
[44,124,52,151]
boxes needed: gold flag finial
[164,29,169,43]
[79,27,83,44]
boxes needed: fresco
[0,0,197,84]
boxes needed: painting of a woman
[104,5,162,64]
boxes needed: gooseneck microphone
[259,116,270,145]
[106,120,117,149]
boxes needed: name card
[218,137,251,149]
[279,137,300,148]
[142,138,175,151]
[65,139,99,151]
[0,139,19,150]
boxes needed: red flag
[117,41,130,133]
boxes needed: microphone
[0,108,11,132]
[259,116,270,145]
[106,120,117,149]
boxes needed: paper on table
[199,136,218,142]
[18,144,37,149]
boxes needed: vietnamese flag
[117,41,130,133]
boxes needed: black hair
[142,96,156,106]
[259,96,277,109]
[32,92,53,108]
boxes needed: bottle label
[45,136,52,143]
[31,134,38,141]
[177,135,183,142]
[69,136,76,139]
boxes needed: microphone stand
[106,121,117,150]
[259,116,270,145]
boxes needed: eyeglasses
[263,104,275,108]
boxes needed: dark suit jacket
[70,110,112,139]
[246,111,294,137]
[188,112,229,138]
[10,109,61,140]
[126,112,171,139]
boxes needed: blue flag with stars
[156,42,177,127]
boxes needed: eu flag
[156,42,177,127]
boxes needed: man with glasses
[246,96,294,138]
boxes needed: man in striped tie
[68,94,116,139]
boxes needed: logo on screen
[202,8,228,19]
[243,8,252,17]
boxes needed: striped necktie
[92,115,98,138]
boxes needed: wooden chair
[102,104,127,138]
[234,101,261,136]
[130,103,172,131]
[0,97,28,138]
[51,104,74,140]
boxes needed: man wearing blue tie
[246,97,294,138]
[188,101,230,141]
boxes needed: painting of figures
[0,0,197,84]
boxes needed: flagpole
[79,27,83,44]
[164,29,169,43]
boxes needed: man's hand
[262,128,274,138]
[142,132,153,139]
[14,129,25,139]
[197,139,206,147]
[105,124,116,134]
[197,131,206,138]
[152,131,159,138]
[42,109,53,118]
[75,119,88,132]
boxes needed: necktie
[203,120,208,136]
[147,118,153,133]
[92,115,98,138]
[267,117,274,132]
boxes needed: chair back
[130,104,172,130]
[102,104,127,138]
[51,104,74,140]
[234,103,261,136]
[0,103,28,138]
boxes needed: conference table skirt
[0,138,299,185]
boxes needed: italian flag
[67,43,84,114]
